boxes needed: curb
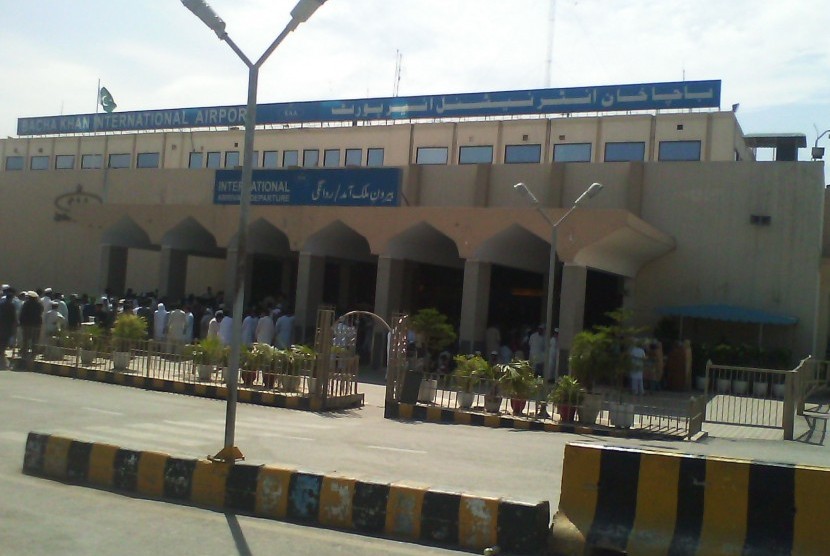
[23,432,550,554]
[385,401,686,441]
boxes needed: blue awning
[657,304,798,326]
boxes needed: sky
[1,0,829,170]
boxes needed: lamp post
[182,0,328,463]
[514,181,604,384]
[813,129,829,160]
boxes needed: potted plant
[497,359,536,415]
[185,336,223,380]
[287,344,316,392]
[452,354,486,409]
[480,360,505,413]
[568,329,615,424]
[409,308,457,372]
[549,375,586,423]
[241,343,271,387]
[110,313,148,370]
[45,331,70,361]
[77,324,103,365]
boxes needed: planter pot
[196,363,214,381]
[457,390,475,409]
[399,370,423,404]
[417,379,438,403]
[752,381,769,398]
[484,394,503,413]
[772,383,786,399]
[558,404,577,423]
[695,376,707,391]
[44,345,63,361]
[732,379,749,396]
[79,349,97,365]
[609,402,635,428]
[578,393,603,425]
[282,375,301,392]
[716,378,731,394]
[112,351,131,371]
[262,371,277,389]
[241,369,257,387]
[510,398,527,416]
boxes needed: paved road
[1,368,828,554]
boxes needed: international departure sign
[17,80,721,136]
[213,168,401,207]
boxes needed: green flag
[99,86,117,113]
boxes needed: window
[30,156,49,170]
[137,152,160,168]
[554,143,592,163]
[345,148,362,166]
[263,151,278,168]
[459,145,493,164]
[188,152,204,169]
[416,146,448,165]
[658,140,701,161]
[55,154,75,169]
[108,153,130,169]
[206,152,221,168]
[504,144,541,164]
[81,154,102,169]
[283,150,298,167]
[225,151,240,168]
[5,156,23,171]
[303,149,319,167]
[604,142,646,162]
[367,148,384,167]
[323,149,340,167]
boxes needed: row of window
[3,140,702,171]
[2,147,386,171]
[417,140,702,165]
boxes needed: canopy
[657,304,798,347]
[657,304,798,326]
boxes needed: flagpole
[96,78,100,115]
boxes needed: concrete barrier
[23,432,549,554]
[551,442,830,555]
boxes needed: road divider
[23,432,549,554]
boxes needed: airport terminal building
[1,79,826,363]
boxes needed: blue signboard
[17,80,721,136]
[214,167,401,207]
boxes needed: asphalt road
[1,369,828,555]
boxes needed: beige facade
[0,110,825,361]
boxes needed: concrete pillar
[371,256,405,367]
[98,244,128,296]
[158,246,188,300]
[294,252,325,343]
[458,260,491,354]
[558,263,588,374]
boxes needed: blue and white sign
[214,168,401,207]
[17,80,721,136]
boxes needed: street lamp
[813,129,829,160]
[514,181,603,383]
[182,0,328,463]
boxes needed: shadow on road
[795,412,828,446]
[226,513,252,556]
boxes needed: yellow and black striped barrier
[23,432,549,554]
[551,442,830,555]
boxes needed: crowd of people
[0,283,300,369]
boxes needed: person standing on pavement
[43,301,67,341]
[255,307,275,346]
[153,303,168,342]
[0,286,18,369]
[528,324,546,377]
[629,340,646,395]
[19,291,43,367]
[66,294,83,330]
[274,307,295,349]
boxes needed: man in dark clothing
[0,286,17,369]
[67,294,83,330]
[19,291,43,368]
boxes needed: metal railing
[703,360,797,439]
[20,336,357,399]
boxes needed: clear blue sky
[2,0,828,175]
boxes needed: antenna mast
[393,49,403,97]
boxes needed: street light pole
[514,181,603,383]
[182,0,328,463]
[813,129,830,160]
